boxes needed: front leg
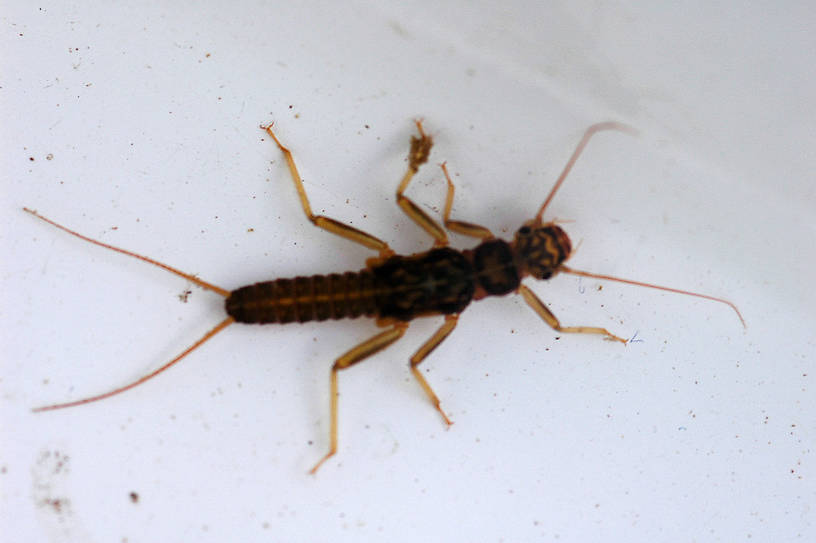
[439,162,494,240]
[519,284,627,344]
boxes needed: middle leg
[409,314,460,425]
[395,121,449,246]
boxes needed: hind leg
[262,125,393,257]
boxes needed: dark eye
[519,226,531,235]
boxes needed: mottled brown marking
[513,224,571,280]
[471,239,520,295]
[372,247,474,321]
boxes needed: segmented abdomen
[226,271,379,324]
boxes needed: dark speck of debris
[29,157,35,161]
[130,492,139,503]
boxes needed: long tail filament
[24,207,235,411]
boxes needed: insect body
[26,120,744,473]
[226,245,479,325]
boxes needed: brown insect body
[226,270,381,324]
[226,226,570,325]
[25,120,743,474]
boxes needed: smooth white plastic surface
[3,2,814,541]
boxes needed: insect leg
[439,162,494,240]
[395,121,449,246]
[409,314,458,425]
[518,284,627,344]
[261,125,393,257]
[310,323,409,474]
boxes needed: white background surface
[2,2,814,541]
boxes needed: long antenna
[561,265,746,327]
[535,122,637,224]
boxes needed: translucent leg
[394,121,448,246]
[409,314,459,425]
[262,125,393,257]
[519,284,627,344]
[439,163,494,240]
[310,323,408,474]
